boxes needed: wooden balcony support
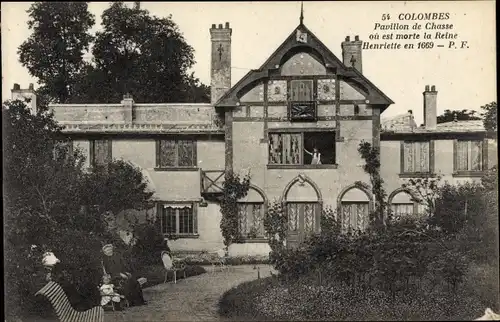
[200,169,225,199]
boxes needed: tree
[480,102,497,134]
[82,160,155,219]
[87,2,209,103]
[3,98,155,319]
[436,109,481,124]
[18,2,95,103]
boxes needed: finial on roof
[299,1,304,25]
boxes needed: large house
[12,17,496,256]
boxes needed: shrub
[3,100,155,320]
[130,221,170,266]
[430,182,486,234]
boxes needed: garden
[3,100,207,321]
[219,142,499,321]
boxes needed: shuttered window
[340,202,369,233]
[455,140,483,172]
[402,141,430,173]
[157,139,197,168]
[237,202,265,239]
[90,139,112,167]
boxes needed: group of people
[40,243,146,313]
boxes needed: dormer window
[288,80,317,122]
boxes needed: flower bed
[219,263,497,321]
[172,252,269,266]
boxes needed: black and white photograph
[2,1,498,321]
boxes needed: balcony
[200,169,225,198]
[288,101,317,122]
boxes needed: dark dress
[102,253,146,306]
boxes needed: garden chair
[208,248,229,273]
[161,251,186,284]
[36,281,104,322]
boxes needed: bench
[36,281,104,322]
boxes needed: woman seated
[101,244,147,307]
[35,252,99,318]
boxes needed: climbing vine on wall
[357,140,388,229]
[263,200,288,266]
[219,171,251,248]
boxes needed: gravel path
[105,265,275,322]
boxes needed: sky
[1,1,496,124]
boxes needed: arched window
[389,189,418,220]
[338,185,372,233]
[237,186,267,240]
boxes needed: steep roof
[215,23,394,110]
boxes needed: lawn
[219,262,499,321]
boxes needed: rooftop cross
[299,1,304,25]
[350,55,357,65]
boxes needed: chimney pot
[355,35,359,41]
[342,35,362,72]
[423,84,437,130]
[13,83,20,90]
[29,83,34,90]
[210,20,232,104]
[211,24,216,29]
[408,109,413,114]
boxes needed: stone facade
[12,19,496,257]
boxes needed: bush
[3,100,155,320]
[130,221,170,266]
[172,252,269,266]
[220,266,492,321]
[429,182,486,234]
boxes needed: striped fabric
[35,281,104,322]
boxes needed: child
[99,274,124,310]
[304,147,321,165]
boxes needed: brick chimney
[210,22,232,104]
[11,83,37,115]
[341,35,362,73]
[423,85,437,130]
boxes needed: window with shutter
[156,139,197,168]
[268,131,336,166]
[340,202,369,233]
[90,139,112,167]
[289,80,316,121]
[455,140,483,172]
[401,141,431,174]
[237,202,266,239]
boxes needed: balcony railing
[200,169,225,196]
[288,101,317,122]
